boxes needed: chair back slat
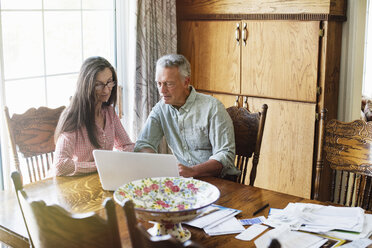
[226,104,268,185]
[11,171,121,248]
[348,173,356,206]
[331,169,336,203]
[35,156,42,181]
[4,106,65,183]
[362,177,371,209]
[241,157,249,184]
[338,170,344,204]
[39,155,46,178]
[344,171,350,206]
[25,158,33,183]
[46,153,52,170]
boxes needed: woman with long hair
[53,56,134,176]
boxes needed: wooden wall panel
[179,21,240,94]
[247,97,316,198]
[176,0,346,17]
[210,93,240,108]
[241,21,319,102]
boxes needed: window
[364,0,372,97]
[0,0,116,115]
[0,0,118,187]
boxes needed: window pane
[5,78,46,115]
[44,11,82,75]
[46,74,78,108]
[83,10,115,64]
[44,0,80,10]
[82,0,114,10]
[0,0,41,9]
[2,12,44,79]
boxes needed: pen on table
[253,203,269,216]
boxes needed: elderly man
[134,54,240,178]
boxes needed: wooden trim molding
[176,0,346,17]
[179,13,346,22]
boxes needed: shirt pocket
[184,126,211,150]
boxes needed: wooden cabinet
[179,21,240,94]
[177,0,346,199]
[247,98,316,197]
[241,21,319,102]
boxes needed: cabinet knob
[235,23,240,46]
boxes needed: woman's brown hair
[55,56,117,148]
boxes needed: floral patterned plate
[114,177,220,213]
[114,177,220,242]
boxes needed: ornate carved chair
[11,171,121,248]
[226,104,268,185]
[4,106,65,183]
[315,117,372,210]
[122,199,203,248]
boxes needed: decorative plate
[114,177,220,213]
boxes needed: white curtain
[132,0,177,141]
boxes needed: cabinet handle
[234,96,239,107]
[243,96,249,109]
[235,23,240,46]
[242,23,248,46]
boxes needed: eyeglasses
[95,80,116,91]
[156,81,176,89]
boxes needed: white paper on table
[254,226,326,248]
[235,224,268,241]
[339,238,372,248]
[326,214,372,241]
[185,208,241,229]
[266,203,365,233]
[203,217,245,236]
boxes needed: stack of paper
[325,214,372,241]
[204,217,245,236]
[264,203,365,233]
[254,226,328,248]
[185,204,245,236]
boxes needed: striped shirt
[54,106,134,176]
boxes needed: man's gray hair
[155,54,191,80]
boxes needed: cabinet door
[247,97,316,198]
[241,21,319,102]
[179,21,240,94]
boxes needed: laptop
[93,150,179,191]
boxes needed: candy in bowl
[114,177,220,242]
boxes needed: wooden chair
[122,199,203,248]
[4,106,65,183]
[11,171,121,248]
[315,118,372,210]
[226,104,268,185]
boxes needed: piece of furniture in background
[226,104,268,185]
[122,199,203,248]
[362,96,372,122]
[10,171,121,248]
[177,0,346,199]
[4,106,65,183]
[315,119,372,210]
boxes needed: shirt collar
[177,86,196,113]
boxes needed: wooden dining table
[0,173,350,248]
